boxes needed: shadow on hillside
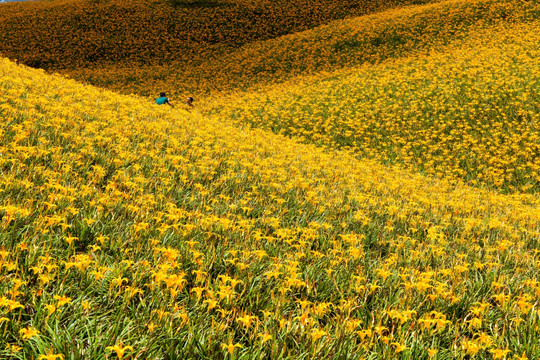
[167,0,227,8]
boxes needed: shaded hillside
[0,0,438,69]
[54,0,537,98]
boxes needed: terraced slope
[1,58,540,359]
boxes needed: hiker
[186,96,194,108]
[156,92,174,107]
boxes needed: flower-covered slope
[1,58,540,359]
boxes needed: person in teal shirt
[156,92,174,107]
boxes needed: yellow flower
[468,317,482,329]
[221,340,241,355]
[310,328,327,341]
[203,298,218,311]
[392,342,408,353]
[462,340,481,355]
[89,244,101,252]
[105,342,133,360]
[6,343,22,353]
[20,326,40,340]
[53,295,72,307]
[38,349,65,360]
[148,322,157,332]
[236,314,257,329]
[44,304,57,315]
[0,297,24,312]
[258,333,272,344]
[191,287,205,300]
[63,236,78,245]
[475,332,492,345]
[490,348,511,359]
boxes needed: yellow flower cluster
[207,17,540,193]
[1,55,539,358]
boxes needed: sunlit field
[4,0,537,194]
[2,55,540,359]
[1,0,540,358]
[205,19,540,194]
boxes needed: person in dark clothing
[186,96,194,108]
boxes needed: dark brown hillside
[0,0,438,69]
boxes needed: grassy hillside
[12,0,536,195]
[0,0,436,70]
[1,57,540,359]
[1,0,540,358]
[65,0,538,97]
[203,15,540,194]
